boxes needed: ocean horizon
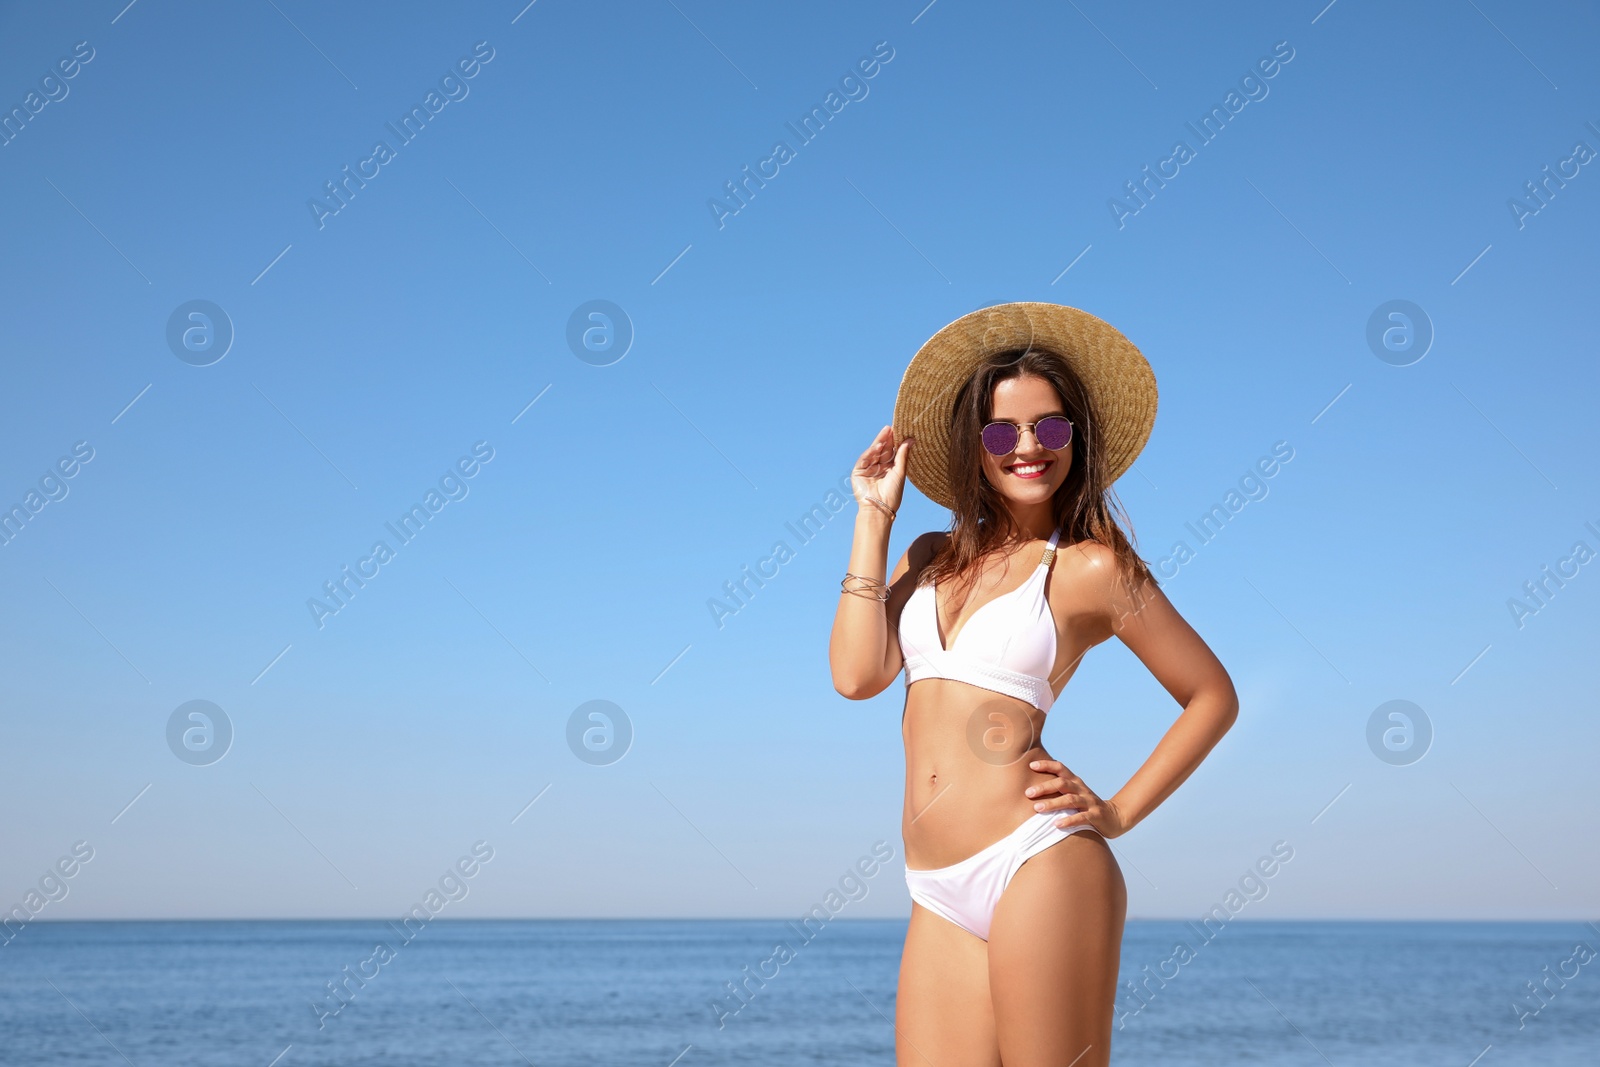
[3,919,1595,1064]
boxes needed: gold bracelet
[861,495,896,521]
[841,573,891,602]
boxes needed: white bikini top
[897,528,1062,713]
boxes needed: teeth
[1012,462,1047,474]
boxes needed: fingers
[855,426,898,473]
[892,435,914,475]
[854,430,887,471]
[1033,793,1087,813]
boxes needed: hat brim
[892,302,1157,511]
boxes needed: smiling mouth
[1005,460,1053,479]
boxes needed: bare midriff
[900,677,1062,871]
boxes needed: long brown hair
[920,346,1155,611]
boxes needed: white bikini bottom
[904,809,1091,941]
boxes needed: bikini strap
[1040,528,1062,569]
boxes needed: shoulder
[1058,537,1120,576]
[1050,538,1143,625]
[889,530,948,584]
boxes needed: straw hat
[892,302,1157,510]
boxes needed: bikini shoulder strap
[1040,527,1062,568]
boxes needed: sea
[1,920,1595,1065]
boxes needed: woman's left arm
[1028,546,1238,837]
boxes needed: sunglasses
[980,415,1074,456]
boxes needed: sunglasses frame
[979,415,1075,457]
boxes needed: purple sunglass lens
[981,422,1020,455]
[1035,416,1073,450]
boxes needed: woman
[829,302,1239,1066]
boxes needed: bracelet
[841,573,891,602]
[861,495,896,521]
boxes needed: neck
[995,501,1056,542]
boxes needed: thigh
[986,831,1127,1067]
[896,902,1000,1067]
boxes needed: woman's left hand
[1024,759,1128,839]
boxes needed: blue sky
[0,0,1595,923]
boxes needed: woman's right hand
[851,425,914,515]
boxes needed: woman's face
[979,374,1073,506]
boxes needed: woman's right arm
[829,426,921,699]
